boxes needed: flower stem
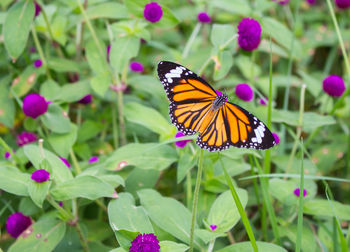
[47,195,73,220]
[70,149,82,174]
[75,221,90,252]
[111,103,119,149]
[219,34,238,51]
[296,140,305,252]
[31,26,51,79]
[183,23,202,59]
[189,148,204,252]
[186,170,192,208]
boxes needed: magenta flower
[322,75,346,97]
[143,2,163,23]
[89,156,99,163]
[235,83,253,102]
[78,94,92,105]
[16,132,37,146]
[197,12,211,23]
[5,152,11,159]
[59,202,63,207]
[306,0,316,4]
[130,233,160,252]
[107,44,111,62]
[210,224,217,231]
[335,0,350,9]
[34,1,41,17]
[294,188,307,197]
[259,98,268,106]
[175,132,191,148]
[6,212,32,238]
[272,0,290,4]
[59,157,71,168]
[272,132,280,145]
[23,93,48,119]
[130,61,144,72]
[31,169,50,183]
[33,59,42,68]
[237,17,262,51]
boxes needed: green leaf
[47,57,82,73]
[41,104,71,133]
[86,2,128,20]
[8,217,66,252]
[0,76,15,127]
[217,241,287,252]
[155,6,179,29]
[124,0,148,17]
[48,123,78,158]
[138,189,204,248]
[23,145,73,183]
[99,175,125,188]
[27,180,51,208]
[177,153,196,184]
[110,36,140,73]
[124,102,173,137]
[85,40,109,75]
[104,143,177,171]
[210,24,235,48]
[195,229,226,244]
[213,50,233,81]
[159,241,189,252]
[207,189,248,232]
[77,120,104,143]
[51,15,67,45]
[40,79,61,101]
[19,197,41,216]
[236,55,261,79]
[303,199,350,220]
[11,65,42,97]
[210,0,251,16]
[0,165,29,196]
[50,175,115,200]
[125,168,160,196]
[279,224,316,252]
[90,73,111,97]
[4,0,35,59]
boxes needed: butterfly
[157,61,276,151]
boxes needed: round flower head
[335,0,350,9]
[294,188,307,197]
[89,156,99,163]
[235,83,253,101]
[210,224,217,231]
[175,131,191,148]
[78,94,92,105]
[272,132,280,145]
[130,233,160,252]
[34,1,41,17]
[6,212,32,238]
[130,61,144,72]
[5,152,11,159]
[259,97,268,106]
[23,93,48,119]
[31,169,50,183]
[33,59,42,68]
[16,132,37,146]
[197,12,211,23]
[306,0,316,4]
[107,44,111,62]
[237,17,262,51]
[143,2,163,23]
[59,157,71,168]
[322,75,346,97]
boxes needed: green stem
[186,170,192,208]
[198,57,212,76]
[189,149,204,252]
[219,34,238,51]
[183,23,202,59]
[295,140,305,252]
[76,221,90,252]
[116,91,126,146]
[112,103,119,149]
[70,149,82,174]
[0,137,21,165]
[47,195,73,220]
[31,26,51,78]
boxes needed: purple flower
[272,0,290,4]
[175,132,191,148]
[130,233,160,252]
[272,132,280,145]
[293,188,307,197]
[34,2,41,17]
[59,157,71,168]
[335,0,350,9]
[5,152,11,159]
[259,98,268,106]
[130,61,144,72]
[59,202,63,207]
[6,212,32,238]
[306,0,316,4]
[78,94,92,105]
[89,156,99,163]
[210,224,217,231]
[31,169,50,183]
[107,44,111,62]
[23,93,48,119]
[197,12,211,23]
[16,132,37,146]
[33,59,42,68]
[143,2,163,23]
[322,75,346,97]
[235,83,253,102]
[237,17,262,51]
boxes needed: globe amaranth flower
[16,132,37,146]
[130,233,160,252]
[175,132,191,148]
[5,152,11,159]
[23,93,48,119]
[235,83,253,102]
[89,156,99,163]
[34,1,41,17]
[130,61,144,72]
[237,17,262,51]
[293,188,307,197]
[322,75,346,97]
[31,169,50,183]
[6,212,32,238]
[197,12,211,23]
[210,224,217,231]
[59,157,71,168]
[33,59,42,68]
[259,97,268,106]
[335,0,350,9]
[107,44,111,62]
[143,2,163,23]
[272,132,280,145]
[78,94,92,105]
[306,0,316,4]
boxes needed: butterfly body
[157,61,276,151]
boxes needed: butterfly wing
[157,61,218,135]
[196,102,276,151]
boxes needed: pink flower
[294,188,307,197]
[175,132,191,148]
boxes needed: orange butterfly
[157,61,276,151]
